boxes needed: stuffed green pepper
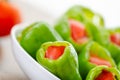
[36,41,82,80]
[78,41,116,79]
[86,66,120,80]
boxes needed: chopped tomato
[0,2,21,36]
[110,33,120,46]
[89,54,111,67]
[69,19,88,44]
[95,70,114,80]
[45,46,65,60]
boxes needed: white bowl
[11,23,60,80]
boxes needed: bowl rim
[11,23,60,80]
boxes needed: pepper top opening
[95,70,114,80]
[45,46,65,60]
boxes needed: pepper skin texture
[84,22,110,46]
[17,22,38,42]
[36,41,82,80]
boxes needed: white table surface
[18,0,120,28]
[0,36,29,80]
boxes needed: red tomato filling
[0,2,21,36]
[95,70,114,80]
[110,33,120,46]
[45,46,65,60]
[89,54,111,67]
[69,19,88,44]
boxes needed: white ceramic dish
[11,23,60,80]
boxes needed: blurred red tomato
[0,2,21,37]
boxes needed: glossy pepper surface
[118,62,120,71]
[78,42,116,79]
[86,66,120,80]
[36,41,82,80]
[20,22,63,59]
[84,22,110,46]
[17,22,38,42]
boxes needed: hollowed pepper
[78,41,116,79]
[36,41,82,80]
[20,22,63,59]
[86,66,120,80]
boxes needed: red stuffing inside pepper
[69,19,88,44]
[45,46,65,60]
[110,33,120,46]
[95,70,114,80]
[89,54,111,67]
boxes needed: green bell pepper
[106,27,120,63]
[65,5,104,27]
[20,22,63,59]
[78,41,116,79]
[86,66,120,80]
[36,41,82,80]
[54,17,92,53]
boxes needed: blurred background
[0,0,120,80]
